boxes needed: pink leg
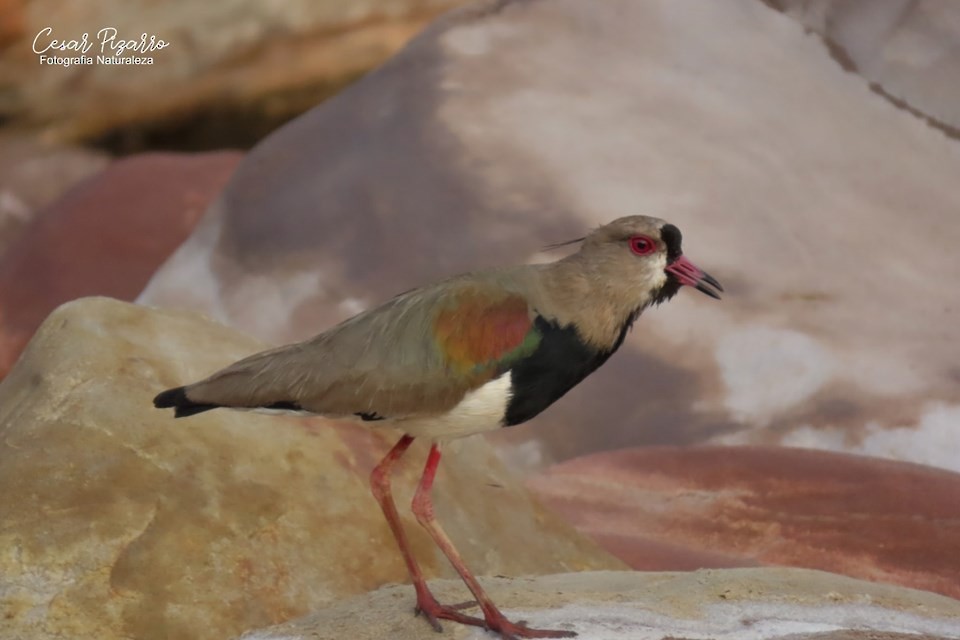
[412,443,577,640]
[370,435,484,632]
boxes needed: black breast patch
[502,315,630,426]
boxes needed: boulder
[0,151,241,378]
[0,297,619,640]
[774,0,960,133]
[0,0,468,142]
[139,0,960,474]
[238,568,960,640]
[528,446,960,600]
[0,134,109,257]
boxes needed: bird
[154,215,722,640]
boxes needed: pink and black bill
[659,223,723,301]
[665,255,723,299]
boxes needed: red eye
[629,235,656,256]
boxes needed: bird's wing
[177,278,542,419]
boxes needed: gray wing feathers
[181,287,472,418]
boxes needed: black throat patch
[651,223,684,305]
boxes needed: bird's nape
[543,236,586,251]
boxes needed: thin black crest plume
[543,236,586,251]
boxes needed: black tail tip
[154,386,187,409]
[153,386,218,418]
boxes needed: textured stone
[239,568,960,640]
[0,151,240,378]
[140,0,960,475]
[775,0,960,134]
[0,297,619,640]
[0,134,109,256]
[528,446,960,600]
[0,0,467,142]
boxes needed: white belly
[396,373,512,441]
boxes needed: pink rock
[0,134,110,257]
[529,445,960,600]
[0,151,242,377]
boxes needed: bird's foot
[483,615,577,640]
[414,592,484,632]
[412,589,574,638]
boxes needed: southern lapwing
[154,215,722,639]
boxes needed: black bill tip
[694,271,723,299]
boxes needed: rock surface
[0,297,619,640]
[528,446,960,600]
[0,151,241,378]
[775,0,960,133]
[140,0,960,474]
[0,134,109,256]
[0,0,467,142]
[239,568,960,640]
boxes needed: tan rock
[238,568,960,639]
[0,297,620,640]
[0,0,468,143]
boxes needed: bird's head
[566,215,723,308]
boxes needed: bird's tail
[154,343,309,418]
[153,386,221,418]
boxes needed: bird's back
[157,266,549,424]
